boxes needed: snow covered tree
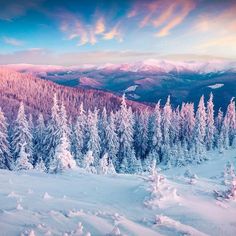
[105,111,119,169]
[43,93,61,169]
[117,94,135,172]
[33,113,46,165]
[73,103,87,166]
[98,153,109,174]
[49,132,76,173]
[134,109,149,160]
[193,96,206,162]
[59,102,70,136]
[107,158,116,175]
[0,107,12,169]
[225,98,236,146]
[86,109,101,167]
[221,116,230,150]
[34,156,46,172]
[205,93,215,150]
[160,96,173,165]
[11,102,33,163]
[180,103,195,148]
[99,107,109,156]
[14,143,33,171]
[149,100,162,163]
[83,150,96,174]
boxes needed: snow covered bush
[14,143,33,171]
[83,150,97,174]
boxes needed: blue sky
[0,0,236,65]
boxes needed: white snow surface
[125,85,138,92]
[208,83,224,89]
[0,150,236,236]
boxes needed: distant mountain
[2,60,236,111]
[0,68,149,121]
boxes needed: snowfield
[1,150,236,236]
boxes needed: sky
[0,0,236,65]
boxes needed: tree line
[0,93,235,174]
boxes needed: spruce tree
[206,93,215,150]
[11,102,33,163]
[0,107,12,169]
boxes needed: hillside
[4,60,236,111]
[0,149,236,236]
[0,68,149,121]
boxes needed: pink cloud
[156,0,196,37]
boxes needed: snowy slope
[0,150,236,236]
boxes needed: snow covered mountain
[2,60,236,111]
[0,68,148,121]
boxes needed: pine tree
[107,158,116,174]
[73,103,87,166]
[161,96,172,164]
[215,108,223,148]
[150,100,162,163]
[193,96,206,163]
[221,116,230,150]
[98,153,109,174]
[0,107,12,169]
[83,150,96,173]
[180,103,195,148]
[205,93,215,150]
[34,157,46,172]
[134,109,149,160]
[59,102,70,136]
[106,111,119,169]
[99,107,109,156]
[11,102,33,163]
[14,143,33,171]
[43,94,61,169]
[225,98,236,145]
[86,109,101,167]
[33,113,45,165]
[49,132,76,173]
[117,94,134,172]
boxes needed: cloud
[156,0,196,37]
[95,17,105,34]
[3,37,24,46]
[56,10,122,46]
[103,25,121,40]
[152,3,177,27]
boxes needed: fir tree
[73,103,87,166]
[86,109,101,167]
[193,96,206,163]
[14,143,33,171]
[205,93,215,150]
[106,111,119,169]
[0,107,12,169]
[43,94,61,169]
[117,94,134,172]
[49,132,76,173]
[11,102,33,163]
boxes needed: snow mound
[43,192,53,200]
[208,83,224,89]
[155,215,208,236]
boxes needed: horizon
[0,0,236,65]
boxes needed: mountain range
[2,59,236,112]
